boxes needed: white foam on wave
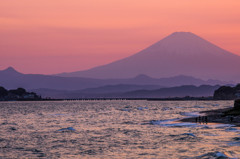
[120,108,131,112]
[225,127,240,132]
[200,124,236,129]
[137,107,148,110]
[194,151,237,159]
[175,106,184,109]
[203,133,219,136]
[57,127,76,132]
[228,142,240,146]
[49,113,72,116]
[150,118,198,127]
[193,105,205,108]
[150,118,179,124]
[180,112,202,117]
[210,124,235,128]
[182,133,196,137]
[161,122,198,127]
[150,118,236,129]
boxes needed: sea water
[0,100,239,158]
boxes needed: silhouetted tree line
[0,86,41,101]
[214,84,240,100]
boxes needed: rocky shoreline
[179,99,240,127]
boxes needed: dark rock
[37,153,46,157]
[234,99,240,109]
[9,127,17,131]
[213,86,235,100]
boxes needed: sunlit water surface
[0,100,240,158]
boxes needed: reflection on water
[0,100,239,158]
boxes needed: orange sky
[1,0,240,74]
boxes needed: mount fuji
[58,32,240,81]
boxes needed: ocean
[0,100,239,158]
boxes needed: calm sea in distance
[0,100,239,158]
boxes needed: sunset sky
[1,0,240,74]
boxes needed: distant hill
[32,85,220,99]
[214,84,240,100]
[120,85,220,98]
[0,67,228,91]
[80,84,163,94]
[0,67,105,90]
[32,84,163,98]
[57,32,240,81]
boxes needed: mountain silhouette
[32,85,221,99]
[0,67,22,76]
[0,67,228,91]
[58,32,240,81]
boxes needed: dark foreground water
[0,100,239,158]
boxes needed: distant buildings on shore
[0,87,41,101]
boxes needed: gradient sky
[1,0,240,74]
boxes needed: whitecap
[175,106,183,109]
[228,142,240,146]
[171,133,199,141]
[57,127,76,132]
[49,113,71,116]
[200,124,236,129]
[180,112,201,117]
[164,122,198,127]
[54,114,66,116]
[203,133,218,136]
[210,124,235,128]
[225,127,240,132]
[150,119,198,127]
[137,107,148,110]
[161,107,173,111]
[193,105,205,108]
[120,108,131,112]
[150,118,179,125]
[182,133,196,137]
[193,151,236,159]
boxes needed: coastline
[0,97,228,102]
[179,107,240,127]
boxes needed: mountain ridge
[32,84,221,99]
[0,67,229,91]
[57,32,240,81]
